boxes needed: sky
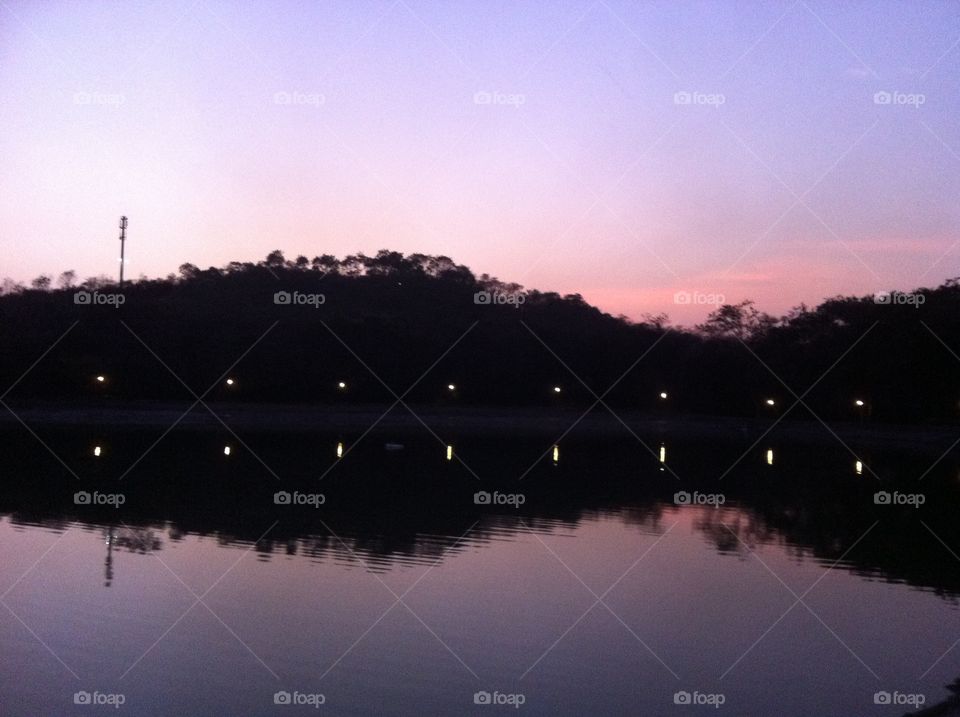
[1,0,958,325]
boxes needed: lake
[1,428,958,715]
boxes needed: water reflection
[3,430,960,716]
[101,525,164,587]
[5,431,960,595]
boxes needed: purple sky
[1,0,958,324]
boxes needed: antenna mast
[118,216,128,286]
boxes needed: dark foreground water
[1,428,959,716]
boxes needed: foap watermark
[74,290,125,308]
[873,91,925,108]
[874,690,925,707]
[674,91,725,107]
[873,290,925,308]
[74,691,126,709]
[674,491,725,507]
[474,691,526,709]
[273,91,325,107]
[473,90,525,107]
[674,291,724,306]
[74,491,126,508]
[273,691,326,708]
[874,491,925,508]
[474,290,526,307]
[74,91,125,107]
[674,690,725,708]
[474,491,525,508]
[274,491,326,508]
[274,290,325,308]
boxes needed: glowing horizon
[1,0,957,325]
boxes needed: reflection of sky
[1,1,958,323]
[0,508,957,715]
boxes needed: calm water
[1,429,959,715]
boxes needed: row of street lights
[91,374,871,409]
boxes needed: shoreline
[0,401,956,454]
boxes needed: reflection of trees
[4,466,960,603]
[909,676,960,716]
[694,499,960,605]
[101,525,163,587]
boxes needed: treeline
[1,249,957,423]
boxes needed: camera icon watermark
[74,290,125,308]
[474,491,525,508]
[74,491,126,508]
[274,290,325,308]
[473,290,526,307]
[873,290,924,308]
[273,91,325,107]
[474,690,525,708]
[873,491,925,508]
[73,91,125,107]
[673,91,725,107]
[473,90,526,107]
[273,690,326,708]
[673,690,725,708]
[873,91,925,108]
[74,691,126,708]
[673,291,724,306]
[874,690,925,707]
[674,491,725,507]
[273,491,326,508]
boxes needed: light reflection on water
[1,432,959,716]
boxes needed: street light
[854,399,864,407]
[659,392,668,400]
[447,384,456,391]
[337,381,347,390]
[96,375,105,383]
[553,386,562,394]
[765,398,776,406]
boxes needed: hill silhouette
[1,249,958,424]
